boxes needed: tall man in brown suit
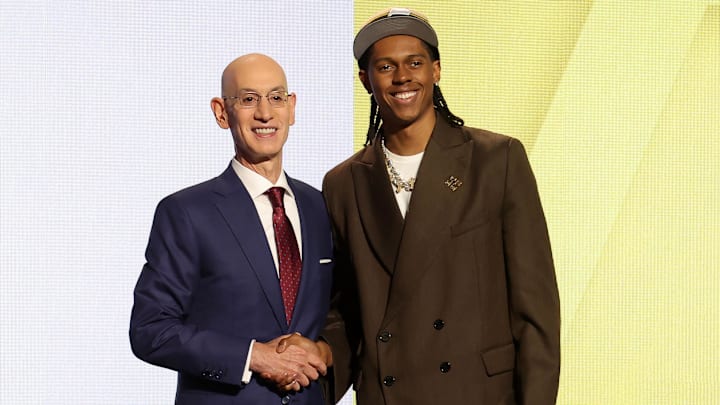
[276,7,560,404]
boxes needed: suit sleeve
[502,139,561,404]
[129,195,249,386]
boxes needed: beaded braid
[432,83,464,128]
[365,97,382,146]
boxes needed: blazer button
[281,394,291,404]
[440,361,452,373]
[433,319,445,330]
[378,330,392,342]
[383,375,396,386]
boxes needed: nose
[254,96,272,121]
[393,65,411,84]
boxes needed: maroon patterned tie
[265,187,302,325]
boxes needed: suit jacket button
[281,394,291,404]
[378,330,392,342]
[433,319,445,330]
[383,375,396,386]
[440,361,451,373]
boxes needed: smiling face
[360,35,440,134]
[211,54,296,171]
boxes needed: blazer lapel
[382,119,473,326]
[352,142,405,275]
[213,166,287,330]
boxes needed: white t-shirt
[383,147,423,218]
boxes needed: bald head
[221,53,288,96]
[210,53,296,182]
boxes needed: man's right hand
[270,334,333,391]
[250,334,327,391]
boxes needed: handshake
[250,333,333,392]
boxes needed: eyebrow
[372,54,429,63]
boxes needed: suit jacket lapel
[213,166,287,330]
[352,142,405,275]
[286,176,316,331]
[383,118,473,326]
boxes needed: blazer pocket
[450,214,492,237]
[481,343,515,376]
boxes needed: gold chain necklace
[381,138,416,194]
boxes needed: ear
[210,97,229,129]
[287,92,297,126]
[358,70,372,94]
[432,60,441,84]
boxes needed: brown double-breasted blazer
[321,116,560,405]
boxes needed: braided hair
[359,41,464,146]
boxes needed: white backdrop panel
[0,1,354,403]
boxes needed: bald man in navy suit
[130,54,333,404]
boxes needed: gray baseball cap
[353,7,438,60]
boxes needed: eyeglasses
[223,91,290,108]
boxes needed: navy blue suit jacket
[130,165,333,404]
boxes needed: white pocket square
[319,258,332,264]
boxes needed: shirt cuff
[241,339,255,384]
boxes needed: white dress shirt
[231,158,303,383]
[232,159,303,270]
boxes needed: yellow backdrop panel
[353,1,719,404]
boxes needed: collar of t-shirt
[384,148,423,218]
